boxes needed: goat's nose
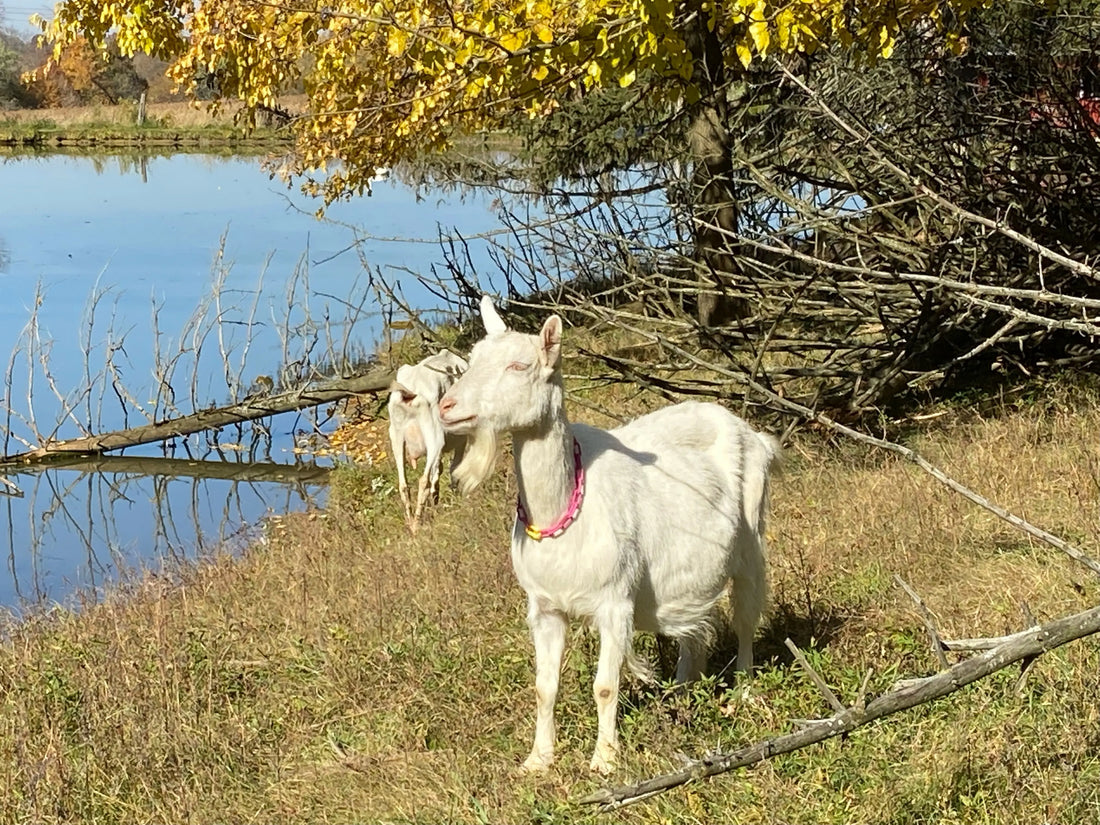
[439,395,456,416]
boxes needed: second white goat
[388,349,468,532]
[439,297,779,774]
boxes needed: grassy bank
[0,100,293,148]
[1,357,1099,823]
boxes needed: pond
[0,150,515,611]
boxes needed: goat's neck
[512,410,575,528]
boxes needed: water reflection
[2,450,327,610]
[0,150,517,611]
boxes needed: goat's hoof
[589,747,618,775]
[519,752,553,775]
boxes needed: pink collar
[516,437,585,541]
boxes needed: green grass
[0,370,1099,823]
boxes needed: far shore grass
[0,99,295,148]
[1,317,1099,825]
[0,99,521,158]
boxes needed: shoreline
[0,124,293,150]
[0,134,290,149]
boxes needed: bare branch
[0,367,394,467]
[580,311,1100,578]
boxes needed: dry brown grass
[1,100,230,127]
[1,371,1098,823]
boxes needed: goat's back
[604,401,775,515]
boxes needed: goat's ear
[539,315,562,368]
[389,382,416,403]
[479,295,508,335]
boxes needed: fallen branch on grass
[0,367,393,469]
[581,603,1100,810]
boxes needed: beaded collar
[516,437,585,541]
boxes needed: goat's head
[440,296,562,435]
[440,296,563,492]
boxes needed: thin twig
[893,575,949,668]
[783,638,846,714]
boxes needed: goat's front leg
[521,606,567,774]
[591,609,631,774]
[413,473,431,531]
[412,431,446,531]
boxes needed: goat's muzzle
[438,395,476,432]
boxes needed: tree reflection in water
[1,451,329,610]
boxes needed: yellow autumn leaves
[38,0,985,203]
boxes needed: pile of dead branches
[425,5,1100,420]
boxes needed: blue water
[0,151,511,609]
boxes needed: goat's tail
[451,426,499,494]
[743,432,781,537]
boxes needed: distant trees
[0,16,37,108]
[0,7,165,111]
[0,35,18,103]
[25,35,148,106]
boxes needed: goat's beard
[452,427,498,495]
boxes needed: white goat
[439,297,779,774]
[387,349,469,532]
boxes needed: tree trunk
[686,5,744,327]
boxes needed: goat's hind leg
[388,425,412,523]
[522,605,567,773]
[729,534,768,674]
[412,473,432,533]
[412,430,446,532]
[413,461,440,529]
[675,635,708,684]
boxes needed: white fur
[387,349,468,533]
[440,296,779,774]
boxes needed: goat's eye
[507,361,530,372]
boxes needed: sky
[1,3,54,36]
